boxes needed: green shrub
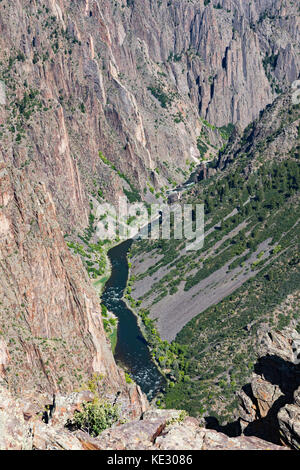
[71,401,119,437]
[125,372,133,384]
[148,85,173,108]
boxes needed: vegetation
[70,400,120,437]
[128,100,300,422]
[148,85,174,108]
[99,151,141,202]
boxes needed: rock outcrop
[278,387,300,450]
[74,409,285,451]
[0,0,298,400]
[0,385,285,450]
[238,327,300,449]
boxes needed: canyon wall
[0,163,117,393]
[0,0,299,231]
[0,0,298,423]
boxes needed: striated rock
[219,91,300,170]
[74,431,103,451]
[88,419,166,450]
[201,430,285,451]
[251,373,283,419]
[0,1,298,453]
[153,416,284,450]
[237,388,258,430]
[0,162,147,421]
[142,409,185,423]
[156,422,205,450]
[0,0,298,228]
[0,385,33,450]
[257,327,300,363]
[82,415,285,450]
[0,163,119,393]
[32,421,83,451]
[0,339,10,378]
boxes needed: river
[101,239,164,400]
[100,164,209,399]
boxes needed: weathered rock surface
[2,324,299,451]
[0,1,298,401]
[90,413,284,450]
[0,162,147,421]
[278,386,300,450]
[0,386,286,450]
[0,0,299,229]
[130,90,299,345]
[219,91,300,171]
[238,327,300,449]
[0,0,298,452]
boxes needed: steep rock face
[278,386,300,450]
[218,91,300,170]
[0,0,299,232]
[0,161,148,417]
[238,327,300,448]
[0,0,298,450]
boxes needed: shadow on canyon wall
[205,354,300,446]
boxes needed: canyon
[0,0,299,452]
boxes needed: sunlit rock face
[0,0,299,226]
[0,0,298,451]
[0,163,148,423]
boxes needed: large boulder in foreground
[238,327,300,448]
